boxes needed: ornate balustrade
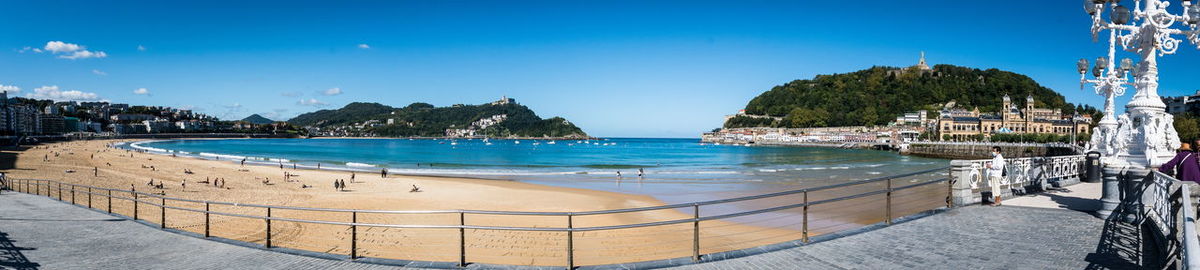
[1125,171,1200,269]
[949,155,1085,205]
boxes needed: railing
[5,166,950,268]
[911,141,1080,148]
[1139,171,1200,269]
[949,155,1085,205]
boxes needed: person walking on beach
[637,168,644,177]
[1160,140,1200,182]
[616,171,622,178]
[986,146,1006,206]
[241,158,246,167]
[351,172,356,183]
[381,168,387,178]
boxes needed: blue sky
[1,1,1198,138]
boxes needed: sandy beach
[0,139,947,266]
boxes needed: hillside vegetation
[289,101,587,138]
[727,65,1099,128]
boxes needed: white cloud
[133,88,150,95]
[137,45,146,51]
[297,98,327,106]
[17,47,42,53]
[0,84,20,94]
[322,87,342,96]
[357,44,370,49]
[40,41,107,59]
[44,41,83,53]
[60,50,107,59]
[92,69,107,76]
[26,85,101,101]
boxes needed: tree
[1175,114,1200,142]
[784,108,829,128]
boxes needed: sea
[130,138,949,205]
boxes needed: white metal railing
[1142,171,1200,269]
[960,155,1085,194]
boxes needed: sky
[1,1,1198,138]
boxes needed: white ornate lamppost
[1083,0,1200,219]
[1079,54,1134,161]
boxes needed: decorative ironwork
[963,155,1085,194]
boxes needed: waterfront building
[38,114,66,134]
[1164,90,1200,114]
[893,110,929,126]
[937,94,1090,141]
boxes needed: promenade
[0,185,1129,269]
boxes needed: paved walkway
[672,205,1125,270]
[1004,181,1102,212]
[0,189,1133,270]
[0,192,398,270]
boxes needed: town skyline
[2,1,1199,138]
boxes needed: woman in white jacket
[987,146,1005,206]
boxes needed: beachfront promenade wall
[907,142,1082,159]
[0,167,953,269]
[948,154,1086,206]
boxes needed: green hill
[289,100,588,138]
[727,64,1099,128]
[240,114,275,125]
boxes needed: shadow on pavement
[0,146,29,171]
[1044,192,1101,212]
[0,231,39,270]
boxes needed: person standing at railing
[1159,141,1200,182]
[987,146,1006,206]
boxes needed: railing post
[567,214,574,270]
[87,187,92,208]
[71,185,76,205]
[204,202,211,237]
[107,190,112,213]
[133,189,139,220]
[265,207,272,248]
[692,203,700,262]
[161,197,166,229]
[946,167,954,208]
[458,211,466,267]
[58,182,62,201]
[351,211,358,260]
[886,178,893,225]
[802,191,809,243]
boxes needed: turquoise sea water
[134,138,948,203]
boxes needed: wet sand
[1,139,947,266]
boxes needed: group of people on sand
[1160,139,1200,182]
[334,179,347,191]
[204,177,227,188]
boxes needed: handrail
[28,166,949,217]
[12,167,947,231]
[1179,184,1200,269]
[9,166,951,268]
